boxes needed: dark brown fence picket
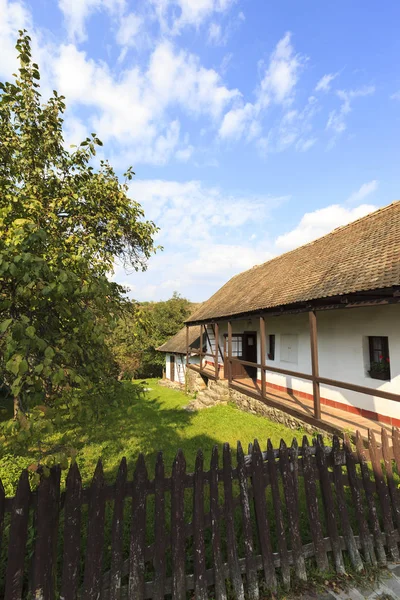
[381,428,400,532]
[32,467,60,600]
[171,449,186,600]
[316,435,345,574]
[0,478,5,562]
[392,427,400,472]
[6,428,400,599]
[61,462,82,600]
[251,440,276,593]
[302,436,329,572]
[223,443,245,600]
[237,442,259,600]
[109,458,127,600]
[368,430,399,561]
[129,454,148,600]
[4,470,31,600]
[266,439,290,591]
[209,446,227,600]
[82,459,106,600]
[355,431,387,565]
[343,434,376,565]
[279,439,307,582]
[331,436,363,572]
[193,450,207,600]
[153,452,166,600]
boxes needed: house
[185,201,400,428]
[157,326,202,385]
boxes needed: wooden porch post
[186,325,190,367]
[259,316,266,399]
[227,321,233,384]
[309,310,321,420]
[214,322,219,379]
[199,325,203,371]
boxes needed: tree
[109,293,195,379]
[0,31,158,419]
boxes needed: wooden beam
[227,321,233,384]
[199,325,203,371]
[309,310,321,420]
[214,322,219,379]
[259,316,266,400]
[186,325,190,367]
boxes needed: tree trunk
[13,396,22,419]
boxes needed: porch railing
[186,313,400,429]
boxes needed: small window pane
[368,336,390,381]
[268,334,275,361]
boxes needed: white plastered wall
[165,353,200,384]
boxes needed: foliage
[0,32,158,465]
[109,292,195,379]
[0,31,157,407]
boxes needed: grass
[0,378,309,494]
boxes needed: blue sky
[1,0,400,302]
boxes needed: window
[268,334,275,360]
[368,336,390,380]
[231,335,243,357]
[224,334,243,357]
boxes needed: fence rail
[2,428,400,599]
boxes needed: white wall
[209,304,400,419]
[165,353,200,384]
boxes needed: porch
[186,307,400,440]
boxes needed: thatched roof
[187,201,400,324]
[157,326,200,354]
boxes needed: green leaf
[0,318,12,333]
[26,325,36,339]
[19,359,28,375]
[44,346,55,360]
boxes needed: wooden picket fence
[2,428,400,599]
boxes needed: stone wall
[185,368,208,394]
[229,386,328,437]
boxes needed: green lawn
[0,378,308,494]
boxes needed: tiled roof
[187,201,400,324]
[157,326,200,354]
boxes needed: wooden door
[243,332,257,380]
[224,334,246,379]
[170,355,175,382]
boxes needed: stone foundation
[186,369,208,394]
[158,378,184,391]
[229,387,327,436]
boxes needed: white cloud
[270,95,319,153]
[51,39,240,165]
[151,0,236,35]
[58,0,126,42]
[347,180,378,204]
[257,32,304,108]
[275,203,377,251]
[208,22,222,44]
[315,72,338,93]
[219,32,305,142]
[390,90,400,100]
[326,85,375,137]
[114,178,287,299]
[219,103,256,140]
[0,0,32,77]
[116,11,143,47]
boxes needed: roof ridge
[249,200,400,274]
